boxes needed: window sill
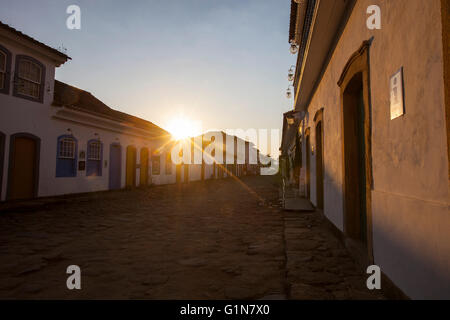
[12,92,43,104]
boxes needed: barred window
[56,135,77,177]
[152,155,161,175]
[58,138,75,159]
[88,141,101,160]
[0,51,5,89]
[17,58,42,98]
[87,140,102,177]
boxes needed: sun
[166,116,201,140]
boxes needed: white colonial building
[0,21,178,201]
[0,22,262,201]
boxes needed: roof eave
[0,21,71,65]
[293,0,357,112]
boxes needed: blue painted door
[109,144,122,190]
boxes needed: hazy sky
[0,0,295,155]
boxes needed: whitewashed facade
[0,22,261,202]
[0,22,176,201]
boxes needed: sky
[0,0,296,157]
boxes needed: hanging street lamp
[288,65,295,81]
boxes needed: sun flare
[166,116,201,140]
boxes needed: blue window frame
[86,139,103,176]
[56,135,77,177]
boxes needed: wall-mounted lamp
[286,85,293,99]
[288,66,295,81]
[290,43,299,55]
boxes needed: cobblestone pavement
[0,176,384,299]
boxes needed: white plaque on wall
[390,67,405,120]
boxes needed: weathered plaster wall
[301,0,449,298]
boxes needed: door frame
[337,39,374,263]
[304,127,311,199]
[109,142,122,190]
[7,132,41,200]
[314,108,325,209]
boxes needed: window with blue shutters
[56,135,77,177]
[86,139,103,176]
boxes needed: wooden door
[126,146,136,187]
[8,134,39,200]
[343,74,368,245]
[140,148,149,186]
[109,144,122,190]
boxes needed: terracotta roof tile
[53,80,168,136]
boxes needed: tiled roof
[0,21,71,61]
[53,80,169,136]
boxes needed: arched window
[56,135,77,177]
[14,55,45,102]
[86,139,103,176]
[0,44,11,95]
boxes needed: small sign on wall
[390,67,405,120]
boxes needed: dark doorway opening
[315,120,324,210]
[342,72,368,246]
[305,129,311,199]
[109,143,122,190]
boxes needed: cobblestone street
[0,176,383,299]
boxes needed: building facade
[0,21,181,201]
[283,0,449,299]
[0,21,261,201]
